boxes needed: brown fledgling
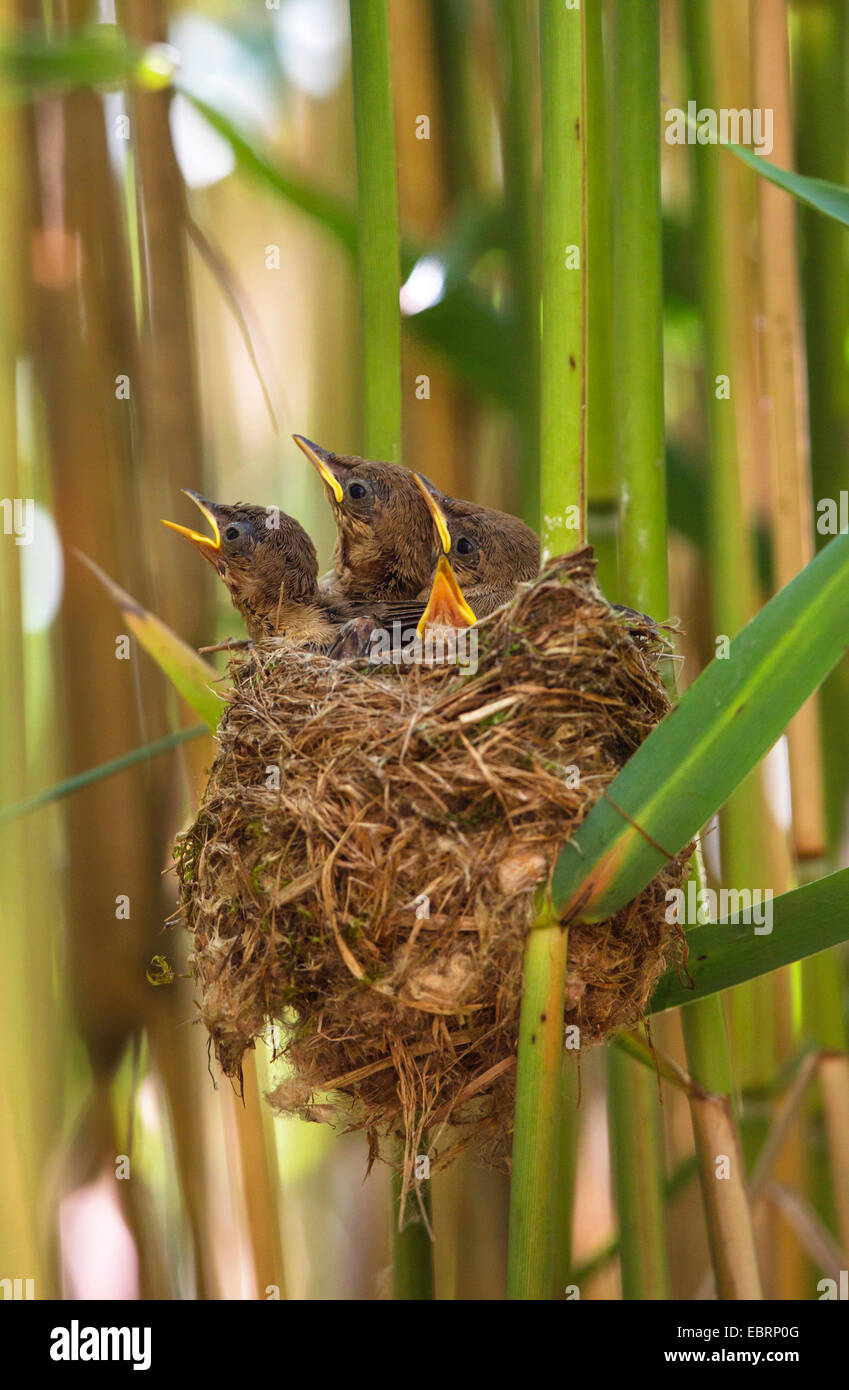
[294,434,540,618]
[412,474,540,619]
[413,477,656,630]
[293,435,439,603]
[162,490,351,649]
[324,476,479,660]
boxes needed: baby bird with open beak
[324,475,478,660]
[162,490,352,650]
[411,473,540,618]
[413,485,478,638]
[294,433,540,621]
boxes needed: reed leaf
[75,551,224,730]
[650,867,849,1013]
[548,529,849,925]
[0,725,209,824]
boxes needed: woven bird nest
[175,548,688,1167]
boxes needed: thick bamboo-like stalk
[551,1057,580,1297]
[119,0,207,644]
[607,0,669,1301]
[389,0,469,496]
[793,0,849,1260]
[115,0,237,1303]
[752,0,849,1271]
[232,1057,288,1298]
[349,0,402,463]
[539,0,585,552]
[507,909,572,1299]
[432,0,479,201]
[391,1165,434,1301]
[612,0,665,616]
[497,0,540,525]
[506,0,583,1302]
[818,1054,849,1255]
[349,0,431,1297]
[751,0,825,862]
[683,0,777,1196]
[29,0,220,1297]
[536,0,585,1294]
[0,1,56,1296]
[794,0,849,848]
[607,1047,669,1299]
[585,0,614,511]
[679,855,763,1298]
[583,0,616,597]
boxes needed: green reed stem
[679,848,762,1298]
[349,0,402,462]
[792,0,849,1258]
[585,0,614,510]
[349,0,432,1298]
[606,1045,669,1299]
[539,0,585,553]
[605,0,670,1302]
[612,0,665,616]
[391,1163,435,1300]
[498,0,540,525]
[507,2,584,1301]
[684,0,775,1180]
[507,908,572,1299]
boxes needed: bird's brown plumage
[416,482,541,618]
[294,435,541,623]
[293,435,439,603]
[162,491,351,649]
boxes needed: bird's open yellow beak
[293,434,344,504]
[417,555,476,636]
[161,490,222,554]
[412,471,452,554]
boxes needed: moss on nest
[175,547,689,1166]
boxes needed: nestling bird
[162,490,352,650]
[324,473,478,660]
[294,433,540,619]
[412,473,540,618]
[411,475,658,629]
[413,491,478,637]
[293,434,439,603]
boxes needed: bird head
[412,474,477,636]
[412,475,540,591]
[162,491,319,635]
[293,434,438,600]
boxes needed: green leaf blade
[728,142,849,228]
[650,868,849,1014]
[76,551,225,731]
[0,725,209,824]
[550,531,849,923]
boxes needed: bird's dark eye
[348,481,367,501]
[456,536,475,556]
[221,521,252,551]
